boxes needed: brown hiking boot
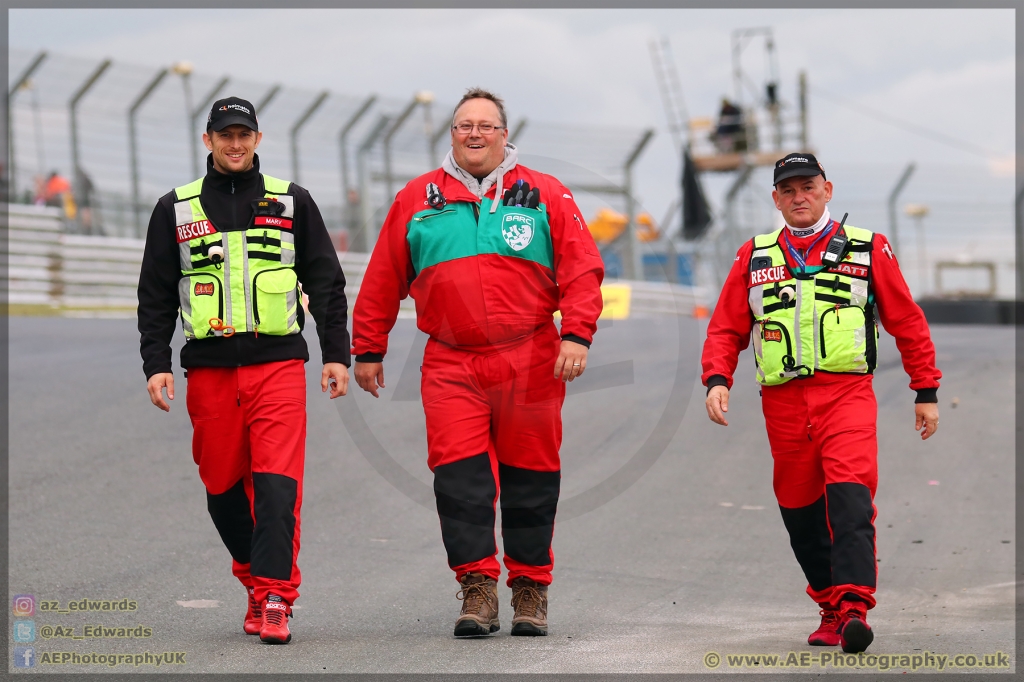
[454,572,500,637]
[510,577,548,636]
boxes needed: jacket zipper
[412,208,455,222]
[472,203,480,224]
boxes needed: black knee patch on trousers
[207,478,254,566]
[779,495,832,593]
[434,453,497,568]
[826,482,876,588]
[250,473,298,581]
[499,463,560,567]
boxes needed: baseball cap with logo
[207,97,259,132]
[773,152,826,186]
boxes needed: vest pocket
[180,273,223,339]
[252,267,299,336]
[756,319,797,385]
[818,304,866,372]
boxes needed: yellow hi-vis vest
[748,225,878,386]
[173,174,300,340]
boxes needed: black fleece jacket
[138,154,350,379]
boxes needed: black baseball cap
[773,152,825,186]
[207,97,258,132]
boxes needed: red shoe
[243,587,261,635]
[807,604,841,646]
[259,594,292,644]
[839,600,873,653]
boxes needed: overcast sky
[9,8,1016,231]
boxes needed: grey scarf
[441,144,519,214]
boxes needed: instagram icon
[12,595,35,617]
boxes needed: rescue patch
[763,329,783,342]
[749,265,788,286]
[827,263,869,278]
[176,220,218,243]
[502,213,535,251]
[194,282,215,296]
[255,216,293,229]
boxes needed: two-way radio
[822,212,850,266]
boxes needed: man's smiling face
[450,98,508,178]
[203,125,262,174]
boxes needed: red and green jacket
[352,165,605,361]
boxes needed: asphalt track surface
[7,316,1015,675]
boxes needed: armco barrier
[3,203,708,318]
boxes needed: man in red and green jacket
[352,88,604,638]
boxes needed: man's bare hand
[915,402,939,440]
[554,340,588,382]
[321,362,349,399]
[705,385,729,426]
[147,372,175,412]
[354,361,385,398]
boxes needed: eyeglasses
[451,123,506,135]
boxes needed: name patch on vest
[763,329,783,343]
[194,282,214,296]
[255,216,293,229]
[827,263,868,278]
[749,265,788,286]
[177,220,218,243]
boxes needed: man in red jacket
[701,153,941,654]
[352,88,604,638]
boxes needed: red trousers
[422,323,564,586]
[762,372,879,609]
[185,359,306,606]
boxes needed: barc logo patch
[502,213,535,251]
[763,329,783,343]
[194,282,215,296]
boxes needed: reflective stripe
[274,195,294,219]
[222,232,233,328]
[242,237,253,332]
[280,230,295,265]
[178,242,191,272]
[286,289,298,330]
[178,278,194,337]
[174,201,195,227]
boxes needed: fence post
[355,114,391,251]
[68,59,111,233]
[189,76,230,178]
[290,90,329,185]
[887,162,915,258]
[255,84,281,113]
[508,118,528,144]
[622,129,654,280]
[383,94,428,207]
[8,51,48,202]
[339,95,377,237]
[128,67,169,237]
[431,117,451,164]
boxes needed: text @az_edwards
[39,624,153,639]
[38,598,138,613]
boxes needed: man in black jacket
[137,97,349,645]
